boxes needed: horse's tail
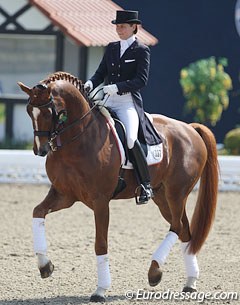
[189,123,219,254]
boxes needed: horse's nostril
[38,147,48,157]
[39,151,47,157]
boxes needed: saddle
[88,88,163,198]
[96,105,163,198]
[98,106,163,165]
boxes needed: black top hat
[111,10,142,25]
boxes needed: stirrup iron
[135,184,153,205]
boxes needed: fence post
[5,102,13,139]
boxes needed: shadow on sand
[0,294,127,305]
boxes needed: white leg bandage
[36,253,50,269]
[32,218,47,255]
[94,254,111,297]
[152,231,178,266]
[181,242,199,279]
[32,218,49,268]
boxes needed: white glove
[84,80,93,92]
[103,84,118,95]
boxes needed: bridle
[29,95,56,139]
[28,84,105,152]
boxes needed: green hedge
[224,128,240,155]
[0,138,32,149]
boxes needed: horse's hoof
[90,294,106,303]
[39,261,54,279]
[148,270,162,287]
[182,286,197,293]
[148,260,163,287]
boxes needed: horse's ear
[17,82,32,96]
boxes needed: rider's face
[116,23,136,40]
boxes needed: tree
[180,57,232,126]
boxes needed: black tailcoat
[90,39,161,145]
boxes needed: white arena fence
[0,150,239,191]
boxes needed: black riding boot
[130,140,154,204]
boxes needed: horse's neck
[62,96,106,149]
[75,107,108,150]
[70,94,89,116]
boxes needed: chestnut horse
[18,72,218,302]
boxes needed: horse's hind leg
[180,210,199,292]
[148,188,177,286]
[149,187,197,289]
[32,185,75,278]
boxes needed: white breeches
[104,93,139,149]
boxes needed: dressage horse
[18,72,218,302]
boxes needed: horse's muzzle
[34,143,50,157]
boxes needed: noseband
[28,84,57,139]
[30,100,55,138]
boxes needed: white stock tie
[120,40,129,57]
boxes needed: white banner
[0,150,239,191]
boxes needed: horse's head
[18,81,66,156]
[18,72,94,156]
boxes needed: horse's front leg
[90,200,111,303]
[32,186,75,278]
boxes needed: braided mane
[41,71,93,105]
[41,71,84,93]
